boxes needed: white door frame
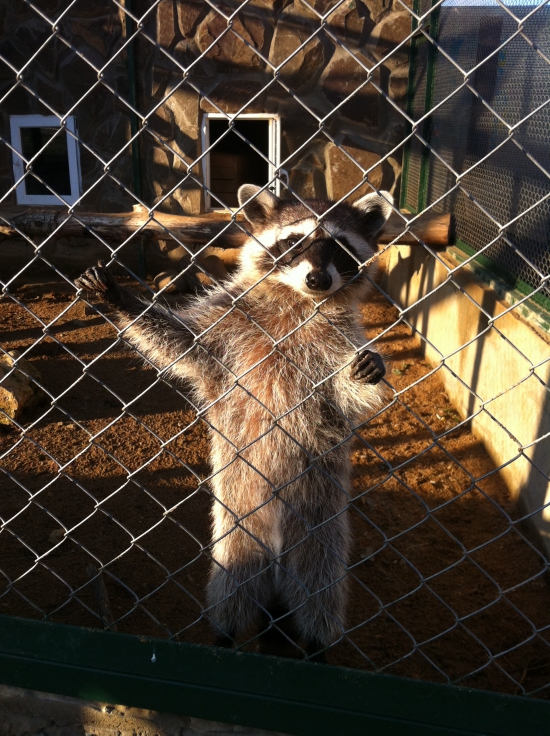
[200,113,285,211]
[10,115,82,206]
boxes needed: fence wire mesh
[0,0,549,701]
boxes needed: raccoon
[75,184,392,662]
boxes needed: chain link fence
[0,0,549,704]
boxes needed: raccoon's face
[237,185,393,299]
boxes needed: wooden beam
[0,207,450,249]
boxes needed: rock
[279,97,322,134]
[386,155,402,196]
[172,184,202,215]
[172,39,217,84]
[269,15,327,93]
[162,83,200,139]
[288,152,327,199]
[156,0,176,48]
[326,1,370,49]
[324,141,383,203]
[247,0,285,9]
[176,0,206,37]
[154,269,183,293]
[154,268,202,294]
[294,0,342,18]
[0,351,43,426]
[196,6,266,69]
[389,61,409,101]
[67,17,115,57]
[157,240,189,263]
[147,146,172,203]
[150,146,172,168]
[200,78,267,113]
[199,254,228,281]
[149,104,175,143]
[48,529,65,545]
[321,48,380,124]
[362,0,391,23]
[367,11,412,70]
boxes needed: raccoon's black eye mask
[280,236,304,254]
[272,234,307,265]
[272,231,361,281]
[277,233,352,258]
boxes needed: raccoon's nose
[305,270,332,291]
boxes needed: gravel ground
[1,273,549,698]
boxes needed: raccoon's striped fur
[75,185,392,661]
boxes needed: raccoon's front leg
[351,348,385,385]
[75,261,197,379]
[75,260,142,315]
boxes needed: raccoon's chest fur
[204,301,357,460]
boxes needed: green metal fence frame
[0,613,549,735]
[400,0,441,215]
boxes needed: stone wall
[0,0,411,215]
[142,0,410,213]
[0,1,136,212]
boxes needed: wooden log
[0,207,450,249]
[382,211,450,246]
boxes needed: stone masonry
[143,0,410,212]
[0,0,411,215]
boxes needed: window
[201,114,284,210]
[10,115,81,205]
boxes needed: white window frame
[10,115,82,206]
[201,113,285,211]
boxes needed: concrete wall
[383,244,550,556]
[0,683,289,736]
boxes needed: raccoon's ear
[352,190,394,238]
[238,184,279,225]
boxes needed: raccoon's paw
[75,261,118,302]
[351,349,385,385]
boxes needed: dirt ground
[1,269,549,699]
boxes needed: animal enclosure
[0,0,549,733]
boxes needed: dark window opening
[209,119,269,208]
[20,126,72,196]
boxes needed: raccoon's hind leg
[257,599,301,657]
[279,471,350,663]
[207,474,282,648]
[207,530,276,649]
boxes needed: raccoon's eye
[284,237,303,252]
